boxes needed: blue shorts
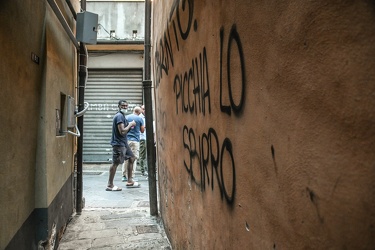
[112,145,134,165]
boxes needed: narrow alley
[58,164,171,249]
[2,1,375,249]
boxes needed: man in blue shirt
[106,100,137,191]
[138,105,147,176]
[122,106,145,183]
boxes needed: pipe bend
[76,102,89,117]
[65,124,81,137]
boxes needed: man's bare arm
[118,120,136,135]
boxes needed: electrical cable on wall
[98,23,120,40]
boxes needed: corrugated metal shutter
[83,69,143,163]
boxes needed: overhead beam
[86,44,144,51]
[47,0,80,49]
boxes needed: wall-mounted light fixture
[110,30,116,39]
[132,30,137,40]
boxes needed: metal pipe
[144,0,157,216]
[81,0,86,10]
[46,0,79,49]
[76,0,87,215]
[65,0,77,20]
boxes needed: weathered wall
[41,2,76,207]
[152,0,375,249]
[0,0,45,247]
[0,0,79,248]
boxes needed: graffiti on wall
[154,0,195,88]
[182,126,236,203]
[154,0,246,205]
[88,103,141,114]
[173,47,211,115]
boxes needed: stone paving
[58,164,171,250]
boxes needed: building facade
[1,0,80,248]
[83,0,145,163]
[0,0,146,248]
[152,0,375,249]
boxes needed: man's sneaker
[122,176,127,182]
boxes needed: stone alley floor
[58,164,171,250]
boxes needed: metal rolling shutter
[83,68,143,163]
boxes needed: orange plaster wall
[152,0,375,249]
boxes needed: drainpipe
[76,0,87,215]
[46,0,79,49]
[144,0,157,216]
[66,0,77,20]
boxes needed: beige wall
[152,0,375,249]
[0,0,45,246]
[0,0,79,248]
[39,5,77,207]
